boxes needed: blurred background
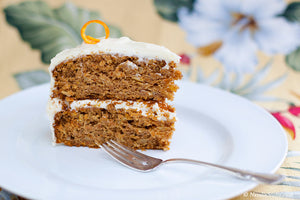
[0,0,195,98]
[1,0,299,100]
[1,0,300,199]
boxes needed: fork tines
[99,140,162,171]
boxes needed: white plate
[0,82,287,200]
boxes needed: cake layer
[51,54,182,101]
[48,99,176,150]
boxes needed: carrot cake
[47,20,182,150]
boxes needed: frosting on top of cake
[49,37,181,71]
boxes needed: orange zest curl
[81,20,110,44]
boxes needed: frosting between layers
[47,98,176,122]
[70,100,176,121]
[49,37,181,71]
[47,99,176,144]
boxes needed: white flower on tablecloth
[178,0,300,73]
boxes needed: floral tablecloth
[0,0,300,199]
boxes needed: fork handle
[163,158,284,184]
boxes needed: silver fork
[100,140,285,184]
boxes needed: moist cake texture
[48,36,182,150]
[49,99,176,149]
[51,54,181,101]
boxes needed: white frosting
[121,61,138,69]
[69,99,176,121]
[47,98,175,124]
[162,63,170,70]
[49,37,180,71]
[47,98,63,144]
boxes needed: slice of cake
[47,20,182,150]
[50,38,181,101]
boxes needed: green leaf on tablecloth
[280,2,300,71]
[281,167,300,172]
[153,0,195,22]
[286,47,300,72]
[4,1,122,64]
[280,181,300,187]
[287,175,300,180]
[282,2,300,22]
[241,74,287,99]
[14,69,50,90]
